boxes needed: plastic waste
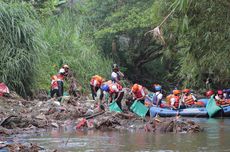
[130,100,148,117]
[109,101,122,112]
[206,95,221,117]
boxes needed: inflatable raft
[150,107,208,117]
[149,98,230,118]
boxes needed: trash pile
[0,91,203,137]
[144,117,203,133]
[0,94,98,135]
[75,112,203,133]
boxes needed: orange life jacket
[216,99,226,106]
[169,95,180,108]
[90,75,103,87]
[51,75,58,89]
[57,74,65,82]
[108,83,122,94]
[132,85,146,99]
[225,99,230,104]
[184,94,195,105]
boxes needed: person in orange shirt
[90,75,104,100]
[131,84,147,105]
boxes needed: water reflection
[3,118,230,152]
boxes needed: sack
[206,96,221,117]
[130,100,149,117]
[109,101,122,112]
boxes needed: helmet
[101,84,109,91]
[206,90,214,97]
[132,84,139,92]
[217,90,223,95]
[59,68,65,74]
[62,64,69,69]
[112,64,119,70]
[155,85,162,91]
[173,90,181,95]
[183,89,190,93]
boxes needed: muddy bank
[0,93,203,137]
[0,142,59,152]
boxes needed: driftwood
[85,111,105,120]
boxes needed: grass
[0,2,46,97]
[35,9,112,93]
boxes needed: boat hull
[150,106,230,118]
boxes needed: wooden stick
[85,111,105,120]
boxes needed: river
[2,118,230,152]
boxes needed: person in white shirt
[111,64,124,85]
[154,85,163,107]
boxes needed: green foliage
[36,9,112,92]
[169,0,230,89]
[78,0,166,88]
[77,0,230,91]
[1,0,229,97]
[4,0,68,16]
[0,2,46,97]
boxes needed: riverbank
[0,93,203,151]
[0,93,203,133]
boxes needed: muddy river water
[2,118,230,152]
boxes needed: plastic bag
[206,96,221,117]
[130,100,149,117]
[109,101,122,112]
